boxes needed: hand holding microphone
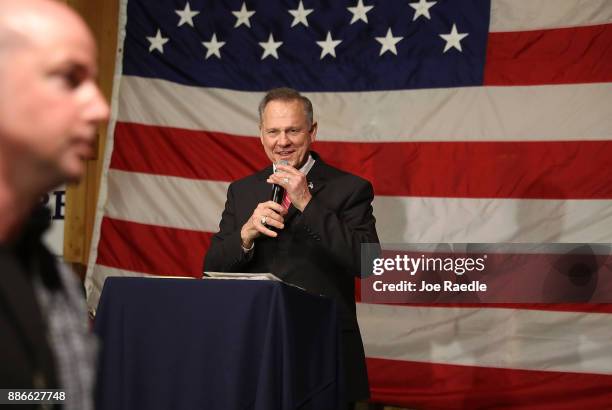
[239,160,290,248]
[267,162,312,212]
[270,160,289,205]
[240,160,313,248]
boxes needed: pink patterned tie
[282,192,291,210]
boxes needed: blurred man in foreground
[205,87,379,408]
[0,0,109,408]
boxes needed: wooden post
[62,0,119,278]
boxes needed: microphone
[270,160,288,204]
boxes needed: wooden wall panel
[63,0,119,273]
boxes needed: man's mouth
[73,140,96,160]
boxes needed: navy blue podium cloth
[94,277,344,410]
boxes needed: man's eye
[64,71,83,88]
[54,66,87,89]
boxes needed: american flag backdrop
[85,0,612,408]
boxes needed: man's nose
[90,86,110,123]
[83,82,110,124]
[278,131,291,146]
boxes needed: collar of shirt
[273,154,315,175]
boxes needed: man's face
[0,10,109,185]
[259,99,317,169]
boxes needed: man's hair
[258,87,314,127]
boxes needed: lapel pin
[308,182,314,189]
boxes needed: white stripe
[85,265,149,314]
[357,303,612,374]
[374,196,612,243]
[104,170,228,232]
[491,0,612,32]
[117,76,612,143]
[102,173,612,243]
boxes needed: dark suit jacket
[0,208,59,405]
[204,152,379,401]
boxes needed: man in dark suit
[0,0,109,407]
[204,87,379,407]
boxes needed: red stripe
[111,122,612,199]
[111,122,268,181]
[484,24,612,86]
[100,226,612,314]
[96,217,212,277]
[172,241,612,313]
[355,280,612,314]
[367,357,612,409]
[361,249,612,305]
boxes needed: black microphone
[270,160,288,204]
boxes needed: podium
[94,277,344,410]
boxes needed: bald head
[0,0,108,190]
[0,0,93,59]
[0,0,88,28]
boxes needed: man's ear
[309,121,318,143]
